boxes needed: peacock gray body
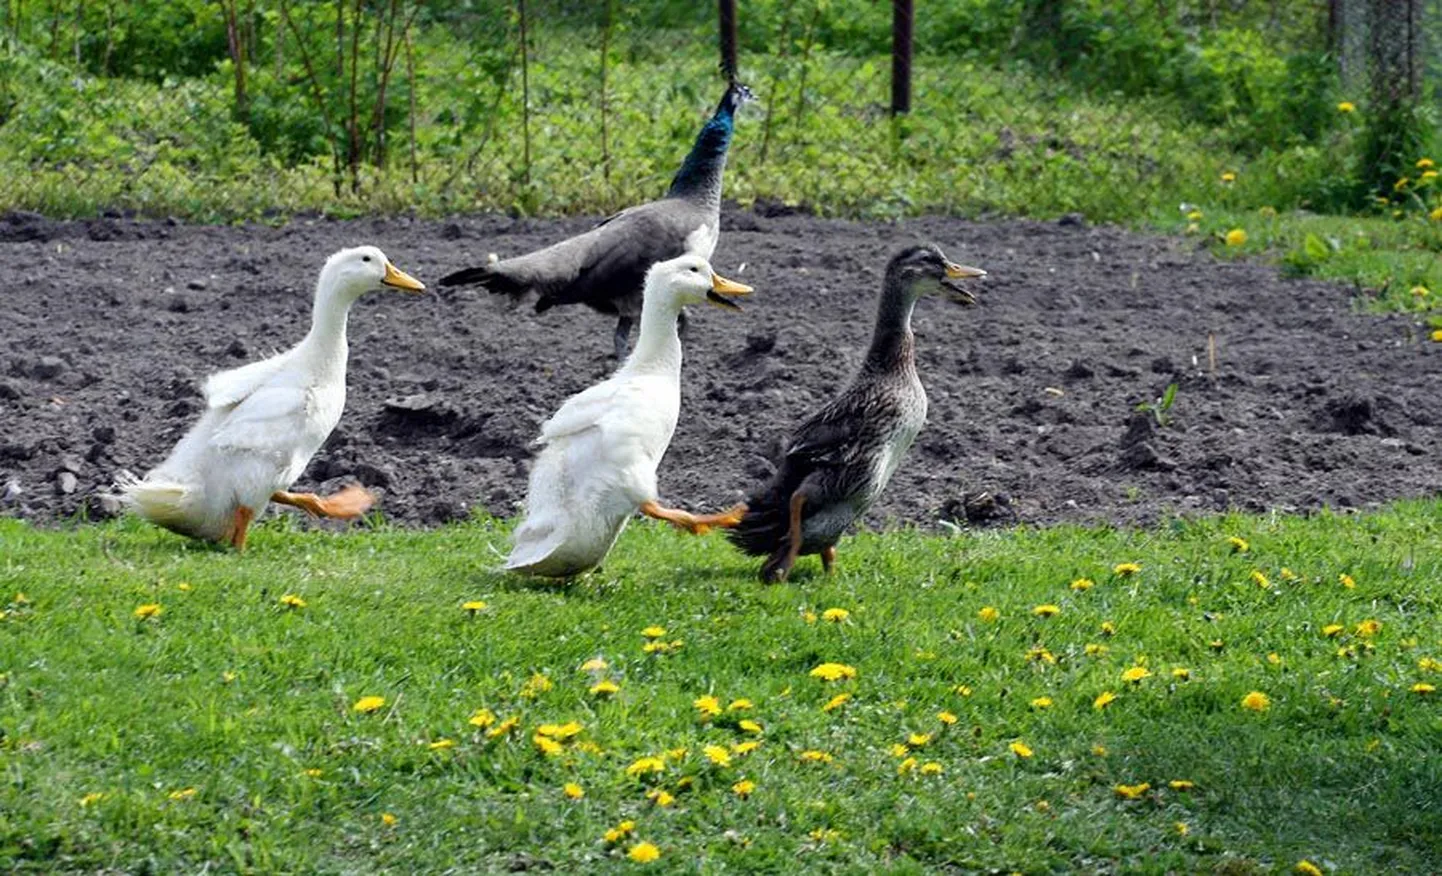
[439,83,752,358]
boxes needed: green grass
[4,506,1441,872]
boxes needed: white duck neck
[299,278,356,371]
[621,291,684,376]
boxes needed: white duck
[506,252,752,577]
[118,246,425,549]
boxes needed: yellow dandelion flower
[1431,206,1442,221]
[641,625,666,638]
[603,820,637,843]
[731,740,761,755]
[1101,621,1117,636]
[1185,222,1200,234]
[1432,329,1442,343]
[897,756,918,775]
[1091,744,1108,756]
[520,673,553,697]
[1394,177,1410,191]
[728,698,754,711]
[1295,861,1323,876]
[731,779,756,797]
[1121,666,1151,684]
[1280,567,1298,580]
[533,734,564,756]
[1009,740,1033,758]
[1032,604,1060,618]
[955,684,973,697]
[919,761,943,776]
[800,750,833,764]
[907,732,932,747]
[1169,779,1195,791]
[1209,639,1225,651]
[461,600,487,612]
[177,582,192,592]
[1412,683,1436,695]
[1339,573,1356,589]
[1070,578,1095,591]
[1094,691,1117,710]
[977,605,1000,622]
[352,695,385,714]
[589,679,620,697]
[168,787,197,802]
[1175,821,1190,836]
[1321,624,1344,638]
[1251,570,1270,588]
[1025,646,1057,664]
[625,756,666,777]
[1220,171,1237,183]
[280,593,307,609]
[627,842,661,863]
[537,721,584,740]
[1267,652,1282,665]
[937,710,958,725]
[304,768,323,777]
[1355,619,1381,637]
[738,719,762,734]
[1225,228,1247,247]
[889,742,910,757]
[1113,782,1150,800]
[693,694,722,717]
[1419,158,1437,169]
[809,662,857,682]
[79,792,106,807]
[1172,667,1191,680]
[1085,643,1109,656]
[821,608,850,623]
[822,692,852,712]
[428,738,455,751]
[380,812,397,827]
[703,745,732,767]
[486,715,520,738]
[647,788,675,807]
[1030,696,1054,709]
[1337,101,1356,112]
[1241,690,1271,712]
[133,603,162,620]
[1419,657,1442,673]
[1187,209,1204,221]
[221,671,237,684]
[468,708,496,728]
[802,611,818,624]
[563,782,584,799]
[1113,563,1140,576]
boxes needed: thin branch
[278,0,342,196]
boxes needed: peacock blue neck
[666,106,734,205]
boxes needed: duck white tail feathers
[114,471,193,530]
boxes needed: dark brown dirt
[2,208,1438,533]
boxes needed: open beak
[941,260,986,305]
[706,272,753,311]
[382,262,426,293]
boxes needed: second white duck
[505,253,752,577]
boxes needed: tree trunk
[891,0,912,115]
[517,0,531,186]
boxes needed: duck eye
[362,255,372,263]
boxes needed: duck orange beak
[942,260,985,305]
[707,272,752,310]
[383,262,426,292]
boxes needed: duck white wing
[202,354,293,409]
[208,384,313,456]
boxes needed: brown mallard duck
[722,244,985,582]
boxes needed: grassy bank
[3,506,1440,871]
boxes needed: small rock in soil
[1119,413,1155,449]
[166,295,192,313]
[57,454,84,474]
[2,479,22,502]
[226,338,249,358]
[33,356,66,380]
[1314,394,1386,436]
[0,381,20,401]
[186,279,208,291]
[1119,441,1175,471]
[55,471,78,494]
[87,493,125,519]
[92,425,116,444]
[1064,360,1094,380]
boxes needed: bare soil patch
[2,209,1436,532]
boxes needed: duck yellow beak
[941,260,985,305]
[944,261,987,280]
[383,262,426,292]
[706,272,752,311]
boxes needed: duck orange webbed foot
[272,484,376,519]
[639,500,713,535]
